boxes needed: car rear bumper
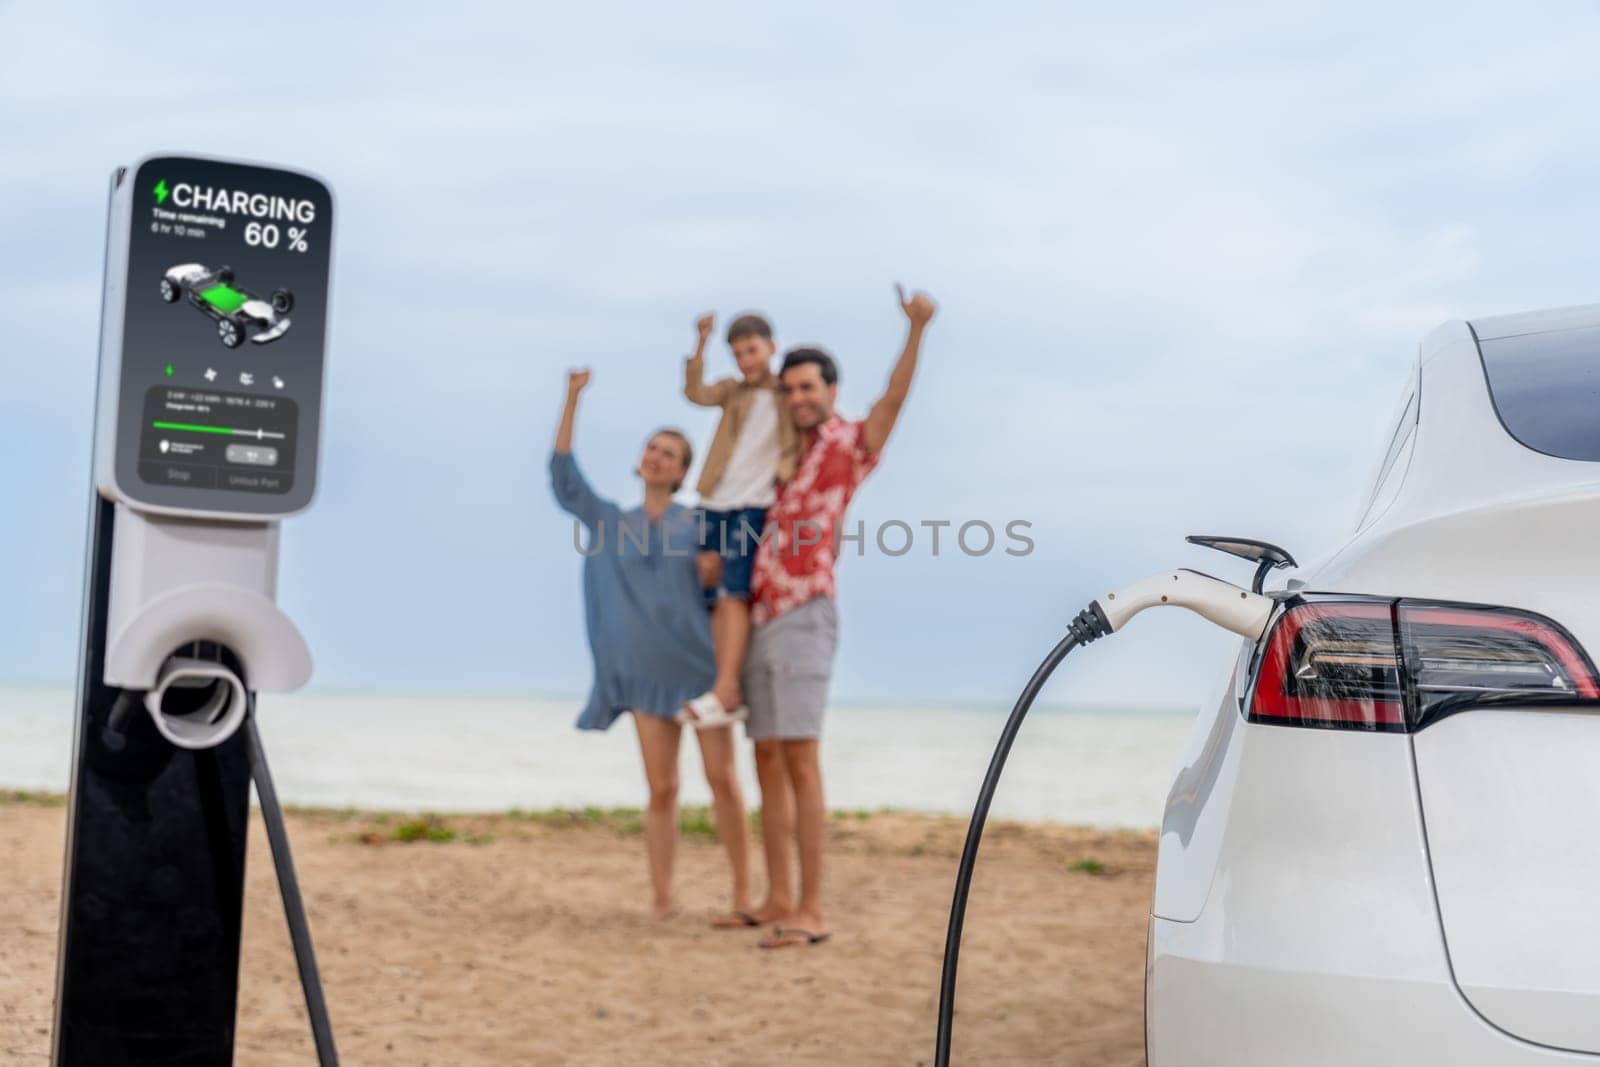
[1148,717,1600,1065]
[1148,918,1600,1065]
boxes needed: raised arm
[554,368,590,454]
[863,284,937,454]
[549,368,617,529]
[684,312,735,407]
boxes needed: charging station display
[111,156,332,515]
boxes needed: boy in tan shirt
[680,311,797,727]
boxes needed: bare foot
[710,910,761,929]
[758,908,829,949]
[741,901,791,926]
[651,901,677,921]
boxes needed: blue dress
[550,451,715,730]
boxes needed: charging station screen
[114,156,332,515]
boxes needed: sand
[0,797,1155,1065]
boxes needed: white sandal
[677,692,749,730]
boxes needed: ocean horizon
[0,687,1194,828]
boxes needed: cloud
[3,1,1599,707]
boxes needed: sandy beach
[0,794,1154,1065]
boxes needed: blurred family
[549,285,937,948]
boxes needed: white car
[1147,304,1600,1064]
[159,263,293,348]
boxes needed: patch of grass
[391,815,457,843]
[509,804,909,835]
[505,806,645,836]
[832,806,898,821]
[505,806,568,825]
[0,790,65,807]
[286,804,365,823]
[677,806,717,839]
[1068,857,1108,876]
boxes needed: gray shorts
[742,596,838,741]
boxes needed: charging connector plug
[1096,568,1274,641]
[935,568,1272,1066]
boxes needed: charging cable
[934,570,1275,1066]
[247,700,340,1067]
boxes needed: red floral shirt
[750,417,881,625]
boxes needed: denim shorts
[697,506,768,598]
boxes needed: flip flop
[676,692,749,731]
[759,927,832,949]
[710,911,763,930]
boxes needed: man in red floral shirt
[742,285,937,949]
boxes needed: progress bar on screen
[152,420,288,441]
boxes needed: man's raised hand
[567,368,592,394]
[695,312,715,347]
[864,285,935,454]
[896,284,937,328]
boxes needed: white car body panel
[1148,303,1600,1062]
[164,263,209,285]
[1414,709,1600,1052]
[250,318,291,343]
[1152,924,1598,1065]
[1151,654,1244,923]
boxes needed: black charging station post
[52,154,336,1065]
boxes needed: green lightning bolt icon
[152,179,169,205]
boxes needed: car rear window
[1478,325,1600,461]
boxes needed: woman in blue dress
[550,368,755,924]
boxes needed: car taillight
[1397,603,1600,727]
[1251,602,1406,730]
[1248,599,1600,731]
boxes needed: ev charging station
[54,154,337,1065]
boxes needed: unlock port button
[225,444,279,467]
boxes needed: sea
[0,688,1193,828]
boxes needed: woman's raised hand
[556,370,590,453]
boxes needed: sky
[3,1,1600,709]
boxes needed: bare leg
[752,738,796,923]
[696,550,722,593]
[694,725,754,925]
[708,596,751,712]
[763,739,829,944]
[633,712,682,920]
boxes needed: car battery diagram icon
[160,262,293,348]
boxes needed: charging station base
[54,499,253,1066]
